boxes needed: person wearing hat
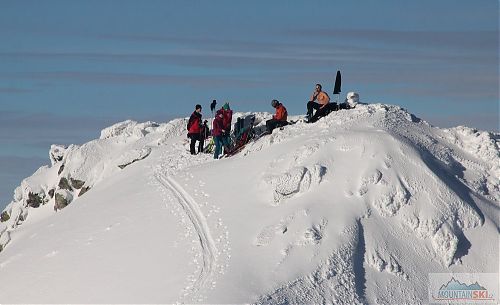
[266,99,288,133]
[220,102,233,148]
[212,110,225,159]
[187,104,204,155]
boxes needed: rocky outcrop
[54,190,73,211]
[58,164,65,175]
[70,178,85,189]
[26,192,43,208]
[58,177,72,191]
[1,211,9,222]
[78,186,91,197]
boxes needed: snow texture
[0,104,498,304]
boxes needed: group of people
[187,102,232,159]
[187,83,358,158]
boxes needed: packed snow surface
[0,104,498,304]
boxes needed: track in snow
[155,172,218,297]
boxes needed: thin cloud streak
[0,42,493,67]
[286,28,498,52]
[0,70,269,88]
[0,87,37,93]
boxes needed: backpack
[226,114,256,155]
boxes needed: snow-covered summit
[0,104,498,304]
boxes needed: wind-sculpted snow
[99,120,159,139]
[256,222,367,305]
[248,105,496,303]
[0,118,186,253]
[116,147,152,169]
[0,105,497,304]
[265,165,327,205]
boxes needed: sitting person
[306,83,337,123]
[266,99,288,133]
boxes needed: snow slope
[0,104,498,304]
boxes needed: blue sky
[0,0,498,209]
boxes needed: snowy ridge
[0,104,498,304]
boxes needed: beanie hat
[223,103,230,110]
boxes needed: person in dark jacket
[212,110,225,159]
[187,104,204,155]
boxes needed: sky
[0,0,498,209]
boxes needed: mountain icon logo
[433,276,495,302]
[439,277,487,291]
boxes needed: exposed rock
[26,192,43,208]
[54,190,73,211]
[70,178,85,189]
[48,189,55,199]
[58,164,65,175]
[1,211,10,222]
[54,194,67,210]
[78,186,91,197]
[58,177,72,191]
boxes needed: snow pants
[214,135,223,159]
[189,133,204,155]
[308,102,338,123]
[266,119,289,133]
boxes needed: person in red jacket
[212,110,225,159]
[221,103,233,133]
[187,104,204,155]
[220,103,233,148]
[266,99,289,133]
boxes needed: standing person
[306,83,334,123]
[187,104,204,155]
[266,99,288,133]
[212,110,225,159]
[201,119,210,140]
[220,103,233,150]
